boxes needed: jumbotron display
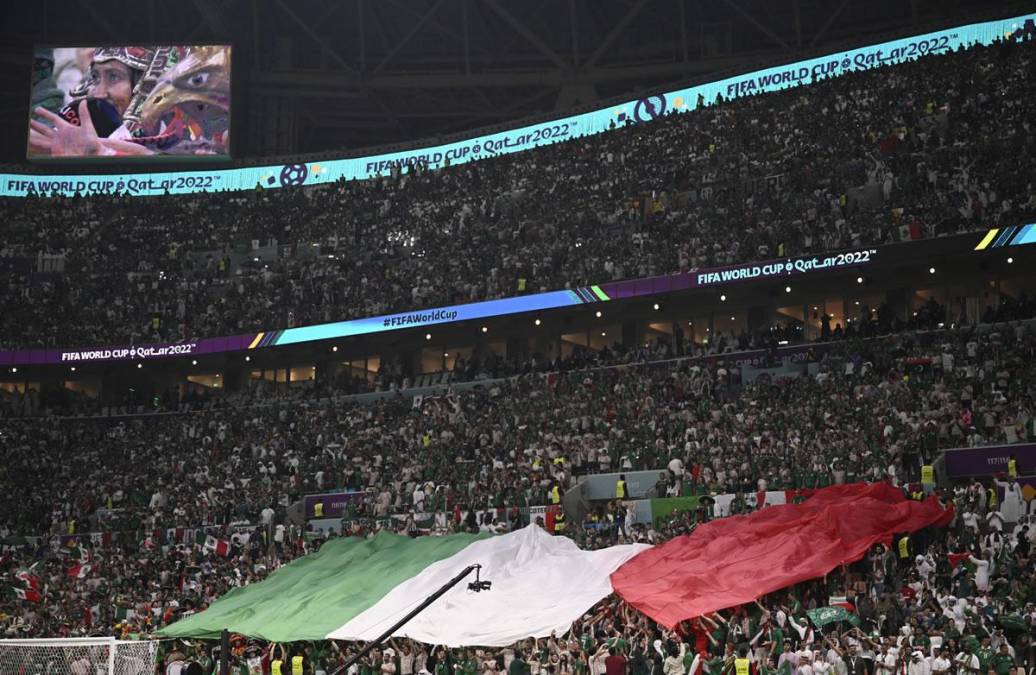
[27,45,231,159]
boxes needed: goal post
[0,637,159,675]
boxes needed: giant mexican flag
[159,529,493,642]
[161,483,951,645]
[160,524,648,646]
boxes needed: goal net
[0,638,158,675]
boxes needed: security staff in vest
[616,474,627,499]
[897,534,911,569]
[734,646,755,675]
[554,510,566,534]
[920,464,936,494]
[1009,454,1018,479]
[271,644,286,675]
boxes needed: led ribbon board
[3,14,1033,197]
[0,248,876,365]
[974,223,1036,250]
[271,289,593,346]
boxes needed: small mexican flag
[14,566,41,591]
[948,552,977,573]
[114,607,136,621]
[12,587,42,603]
[68,563,93,579]
[204,535,231,557]
[65,541,90,560]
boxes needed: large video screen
[28,45,231,159]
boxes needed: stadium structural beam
[191,0,226,36]
[270,0,357,74]
[373,0,449,76]
[793,0,803,49]
[76,0,121,42]
[584,0,651,69]
[464,0,472,74]
[186,0,248,42]
[328,565,483,675]
[381,0,471,55]
[678,0,689,65]
[364,89,402,129]
[482,0,569,70]
[809,0,852,48]
[357,0,367,72]
[249,54,745,92]
[719,0,792,51]
[219,630,230,675]
[489,0,554,65]
[311,1,352,68]
[498,86,559,115]
[570,0,579,67]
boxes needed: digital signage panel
[28,45,231,160]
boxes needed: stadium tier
[2,10,1036,675]
[2,30,1035,353]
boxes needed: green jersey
[976,648,994,672]
[608,638,628,655]
[991,654,1014,675]
[508,660,530,675]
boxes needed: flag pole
[329,564,483,675]
[219,629,229,675]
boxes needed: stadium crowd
[3,317,1036,648]
[3,23,1036,675]
[2,466,1036,675]
[3,318,1036,538]
[2,37,1036,349]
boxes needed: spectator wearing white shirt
[777,644,799,675]
[915,554,936,584]
[813,652,833,675]
[260,506,275,525]
[929,649,950,675]
[961,510,980,533]
[969,555,991,593]
[875,647,898,675]
[986,510,1005,533]
[954,649,980,675]
[907,652,931,675]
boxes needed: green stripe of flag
[158,530,489,642]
